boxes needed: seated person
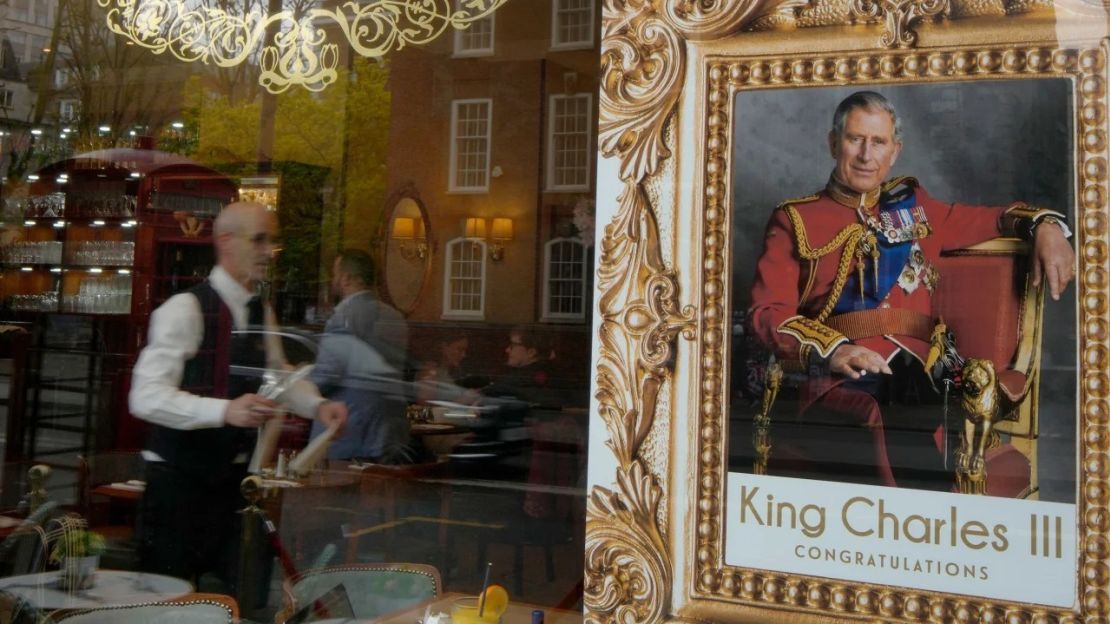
[748,91,1074,490]
[415,333,484,405]
[481,326,559,409]
[419,334,469,386]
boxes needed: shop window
[543,238,588,321]
[547,94,591,191]
[443,237,487,318]
[453,4,495,57]
[449,98,492,192]
[552,0,594,49]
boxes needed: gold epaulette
[775,193,819,210]
[881,175,919,193]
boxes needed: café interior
[0,1,596,622]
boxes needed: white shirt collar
[209,266,256,329]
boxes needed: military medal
[896,241,936,294]
[878,204,932,243]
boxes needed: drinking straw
[478,561,493,616]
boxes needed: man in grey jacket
[309,249,412,462]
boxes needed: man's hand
[315,400,348,434]
[1032,222,1075,301]
[224,393,280,428]
[829,344,893,380]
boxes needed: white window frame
[449,98,492,193]
[546,93,592,192]
[453,3,495,57]
[58,100,77,121]
[542,237,589,322]
[550,0,595,50]
[442,237,487,319]
[0,89,13,109]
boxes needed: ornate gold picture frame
[587,1,1109,622]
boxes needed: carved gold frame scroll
[587,1,1110,622]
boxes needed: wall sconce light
[391,216,427,261]
[463,216,513,261]
[463,217,487,240]
[489,217,513,261]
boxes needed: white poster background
[725,472,1077,608]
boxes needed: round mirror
[379,192,433,316]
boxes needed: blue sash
[833,192,919,314]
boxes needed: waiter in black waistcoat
[129,201,348,589]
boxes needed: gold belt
[825,309,935,342]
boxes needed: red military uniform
[747,175,1046,488]
[751,176,1015,369]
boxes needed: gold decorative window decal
[96,0,509,93]
[589,1,1109,622]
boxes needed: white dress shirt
[129,266,324,438]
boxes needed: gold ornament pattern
[850,0,951,48]
[96,0,508,93]
[599,0,685,184]
[696,41,1109,622]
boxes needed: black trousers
[136,461,247,590]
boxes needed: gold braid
[784,206,864,322]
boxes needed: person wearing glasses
[129,201,348,591]
[481,326,557,408]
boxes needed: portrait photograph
[722,79,1080,606]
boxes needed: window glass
[544,238,587,320]
[548,94,591,190]
[450,99,492,191]
[552,0,594,48]
[444,237,486,317]
[454,6,494,56]
[0,2,596,622]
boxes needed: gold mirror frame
[586,1,1110,622]
[377,185,434,317]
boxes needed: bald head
[215,201,269,237]
[215,201,278,289]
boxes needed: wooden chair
[934,238,1046,497]
[43,593,238,623]
[76,451,144,568]
[274,563,441,624]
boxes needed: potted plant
[50,528,105,590]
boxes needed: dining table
[0,569,192,610]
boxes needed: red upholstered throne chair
[933,237,1046,498]
[752,237,1044,498]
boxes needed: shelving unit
[0,147,238,464]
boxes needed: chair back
[280,563,440,622]
[76,452,144,514]
[45,593,237,624]
[934,238,1045,438]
